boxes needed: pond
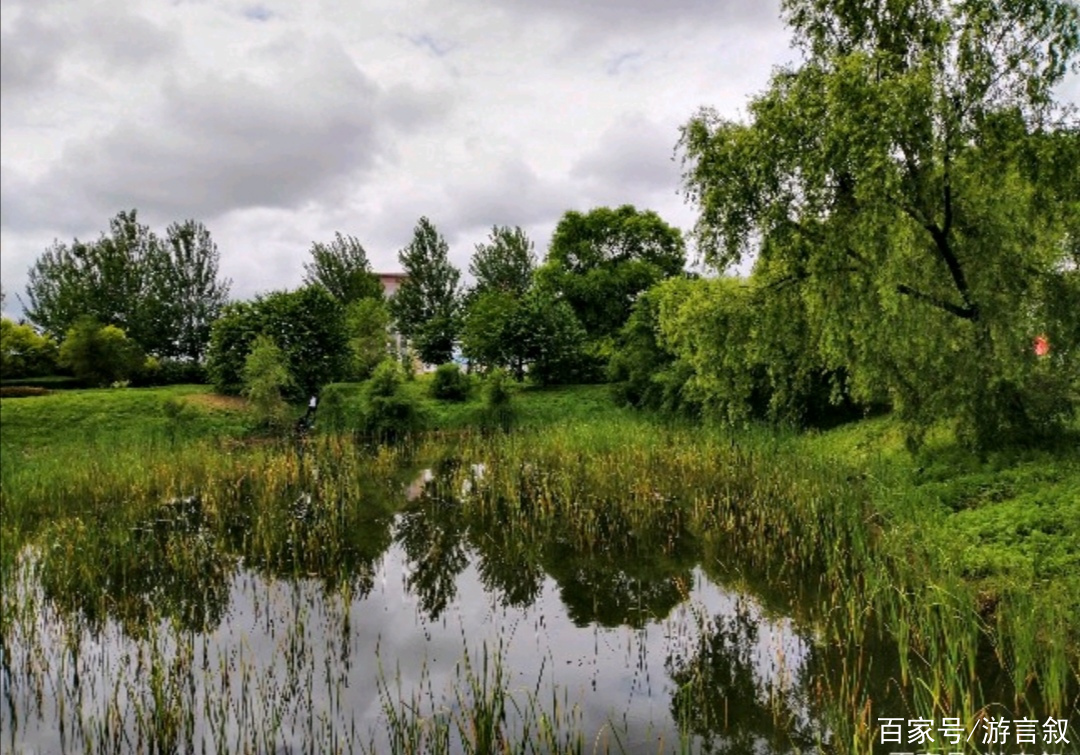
[0,441,1069,754]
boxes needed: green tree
[26,211,158,343]
[303,232,383,305]
[205,301,260,395]
[242,334,293,430]
[390,218,462,366]
[57,317,145,386]
[537,205,685,369]
[517,289,589,386]
[156,220,232,361]
[460,290,523,377]
[460,287,588,383]
[344,297,391,381]
[206,287,349,397]
[469,225,536,297]
[24,211,230,361]
[0,319,59,378]
[678,0,1080,449]
[608,284,697,414]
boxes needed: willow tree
[680,0,1080,449]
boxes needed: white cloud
[0,0,799,317]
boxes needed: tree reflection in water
[666,599,817,754]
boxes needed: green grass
[0,383,249,450]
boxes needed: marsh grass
[2,385,1077,753]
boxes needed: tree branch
[896,283,977,319]
[899,204,975,316]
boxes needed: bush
[480,368,515,431]
[243,335,293,431]
[58,318,144,387]
[316,383,354,433]
[430,362,470,401]
[1,318,58,379]
[360,360,422,441]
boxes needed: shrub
[58,318,144,387]
[480,368,515,431]
[0,318,58,379]
[316,383,354,433]
[243,334,293,431]
[430,362,470,401]
[360,360,422,441]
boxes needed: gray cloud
[0,0,793,309]
[571,114,682,198]
[493,0,781,46]
[2,34,453,232]
[445,158,572,233]
[0,0,179,99]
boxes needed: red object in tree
[1034,335,1050,357]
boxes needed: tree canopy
[24,211,231,361]
[390,218,462,366]
[537,205,685,363]
[679,0,1080,449]
[206,286,349,397]
[469,225,537,298]
[302,232,383,305]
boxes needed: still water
[2,460,828,754]
[7,447,1063,755]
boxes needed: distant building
[374,272,413,366]
[376,272,408,299]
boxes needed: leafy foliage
[391,218,462,366]
[515,289,590,386]
[679,0,1080,449]
[469,226,537,298]
[242,334,292,430]
[303,232,383,305]
[480,367,516,431]
[608,286,697,415]
[537,205,685,356]
[431,362,470,401]
[24,211,230,361]
[461,291,523,377]
[647,276,865,428]
[156,220,232,361]
[344,297,392,381]
[360,360,423,440]
[206,286,349,398]
[460,287,589,384]
[0,319,58,379]
[57,318,145,387]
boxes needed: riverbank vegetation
[2,383,1077,750]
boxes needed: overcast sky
[1,0,1076,319]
